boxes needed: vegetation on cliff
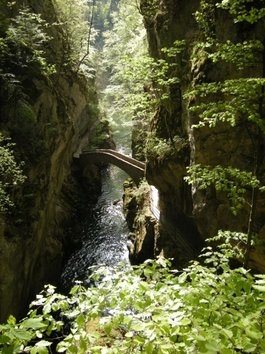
[1,0,265,352]
[0,0,88,211]
[0,134,26,212]
[128,0,265,268]
[0,0,110,321]
[1,238,265,353]
[184,0,265,267]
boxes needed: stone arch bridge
[76,149,145,185]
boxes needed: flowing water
[61,165,131,290]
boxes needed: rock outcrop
[131,0,265,270]
[123,179,159,264]
[0,1,106,320]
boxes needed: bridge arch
[76,149,145,185]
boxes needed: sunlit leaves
[194,0,216,39]
[192,38,264,70]
[7,7,50,50]
[145,134,187,162]
[2,253,265,352]
[53,0,93,68]
[253,274,265,292]
[0,134,26,212]
[99,0,148,145]
[185,164,263,214]
[185,1,265,226]
[209,40,264,69]
[217,0,265,24]
[3,6,55,76]
[187,78,265,129]
[161,40,186,58]
[138,0,160,19]
[101,2,183,145]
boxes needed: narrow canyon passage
[61,165,131,290]
[1,1,265,352]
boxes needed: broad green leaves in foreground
[1,238,265,353]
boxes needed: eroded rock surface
[0,1,105,320]
[129,0,265,270]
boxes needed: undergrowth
[1,233,265,353]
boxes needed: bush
[1,234,265,353]
[0,134,26,212]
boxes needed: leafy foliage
[194,0,216,39]
[1,239,265,353]
[208,40,264,70]
[217,0,265,23]
[185,0,265,235]
[0,134,26,212]
[185,164,264,214]
[99,0,149,147]
[53,0,92,69]
[187,78,265,129]
[2,5,55,76]
[138,0,160,19]
[145,134,187,163]
[0,4,57,162]
[100,0,184,149]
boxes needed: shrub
[0,134,26,212]
[1,235,265,353]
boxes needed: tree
[98,0,148,149]
[0,4,55,76]
[53,0,96,71]
[100,0,184,154]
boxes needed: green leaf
[125,331,134,338]
[76,314,85,328]
[7,315,16,326]
[11,328,32,341]
[30,345,49,354]
[35,340,52,347]
[179,318,191,326]
[21,317,47,330]
[103,322,113,336]
[56,343,70,353]
[0,335,10,344]
[130,321,146,332]
[253,285,265,292]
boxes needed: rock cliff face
[123,180,159,264]
[132,0,265,269]
[0,1,105,320]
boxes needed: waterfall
[150,185,160,220]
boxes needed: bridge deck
[75,149,160,219]
[77,149,145,185]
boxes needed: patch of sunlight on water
[61,165,131,290]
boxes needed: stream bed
[61,165,131,290]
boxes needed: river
[61,165,131,290]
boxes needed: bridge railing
[77,149,161,219]
[82,149,145,171]
[79,149,145,185]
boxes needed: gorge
[1,1,265,351]
[60,165,131,292]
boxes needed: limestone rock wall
[136,0,265,269]
[0,1,102,321]
[0,75,100,321]
[134,0,203,266]
[123,180,159,264]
